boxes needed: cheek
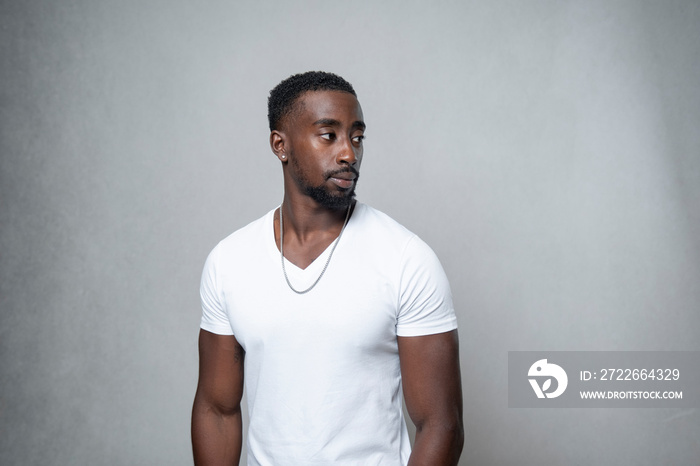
[291,152,326,181]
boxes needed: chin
[321,194,355,210]
[302,179,355,208]
[308,187,356,210]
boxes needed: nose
[336,138,360,166]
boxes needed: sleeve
[396,235,458,337]
[199,244,235,335]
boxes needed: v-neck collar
[265,203,360,277]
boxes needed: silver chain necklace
[279,203,352,294]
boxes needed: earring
[281,155,286,159]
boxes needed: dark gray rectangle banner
[508,351,700,408]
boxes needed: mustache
[325,167,360,179]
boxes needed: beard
[303,180,356,209]
[292,158,360,209]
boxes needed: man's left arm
[398,329,464,465]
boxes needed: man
[192,71,463,465]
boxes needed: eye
[320,133,336,141]
[352,135,365,144]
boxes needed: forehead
[290,90,364,127]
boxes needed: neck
[280,195,354,239]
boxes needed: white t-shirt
[200,202,457,466]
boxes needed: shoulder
[202,207,275,276]
[354,202,416,243]
[210,207,274,254]
[354,202,437,258]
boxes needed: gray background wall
[1,1,698,464]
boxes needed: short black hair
[268,71,356,131]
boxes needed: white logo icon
[528,359,568,399]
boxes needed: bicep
[398,330,462,428]
[194,329,245,412]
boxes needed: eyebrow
[313,118,366,130]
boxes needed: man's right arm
[192,329,245,465]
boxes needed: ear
[270,130,288,163]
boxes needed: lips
[327,169,358,189]
[329,176,355,189]
[330,173,356,181]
